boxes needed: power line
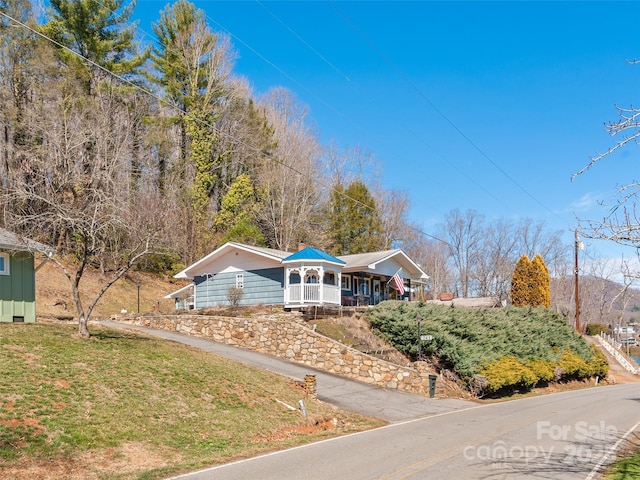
[0,8,453,250]
[246,0,518,221]
[327,0,574,229]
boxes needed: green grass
[0,323,382,479]
[604,450,640,479]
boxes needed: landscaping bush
[586,344,609,378]
[366,301,606,393]
[586,323,610,336]
[479,356,538,392]
[525,358,556,383]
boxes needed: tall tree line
[0,0,579,335]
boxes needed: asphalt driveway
[99,320,475,423]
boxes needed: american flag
[392,271,405,295]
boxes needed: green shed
[0,228,53,323]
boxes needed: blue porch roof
[282,246,345,265]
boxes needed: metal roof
[175,242,428,280]
[174,242,291,278]
[339,250,400,269]
[0,227,53,254]
[282,246,345,265]
[339,249,429,279]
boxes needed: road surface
[169,383,640,480]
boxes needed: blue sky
[134,1,640,264]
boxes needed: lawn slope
[0,323,381,480]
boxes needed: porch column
[284,267,289,304]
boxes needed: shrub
[525,358,555,383]
[558,350,591,378]
[366,301,602,392]
[480,356,538,392]
[226,287,244,307]
[586,323,610,336]
[587,345,609,378]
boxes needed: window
[323,272,336,285]
[356,278,370,296]
[0,253,9,275]
[362,278,371,296]
[236,273,244,289]
[342,275,351,291]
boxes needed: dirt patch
[1,442,181,480]
[35,259,180,320]
[253,416,339,443]
[310,314,410,365]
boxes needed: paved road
[99,320,474,423]
[169,383,640,480]
[100,321,640,479]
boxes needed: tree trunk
[77,315,90,338]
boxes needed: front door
[373,279,381,304]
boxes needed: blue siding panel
[195,268,285,308]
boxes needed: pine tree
[530,253,551,307]
[511,255,532,307]
[43,0,144,94]
[325,180,384,255]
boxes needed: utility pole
[417,316,422,360]
[136,281,141,314]
[574,230,583,334]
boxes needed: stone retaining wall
[119,314,436,397]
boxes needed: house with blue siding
[168,242,429,310]
[0,228,54,322]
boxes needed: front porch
[284,283,342,307]
[281,247,344,309]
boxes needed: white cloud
[570,192,599,212]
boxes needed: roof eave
[175,242,288,279]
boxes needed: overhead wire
[249,0,517,222]
[326,0,576,231]
[0,7,452,248]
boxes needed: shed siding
[195,267,285,308]
[0,251,36,322]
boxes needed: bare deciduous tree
[256,88,319,251]
[2,52,167,338]
[439,209,484,297]
[574,62,640,267]
[376,188,412,250]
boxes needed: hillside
[35,259,186,320]
[0,323,380,479]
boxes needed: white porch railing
[598,333,638,375]
[285,284,341,306]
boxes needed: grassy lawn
[603,432,640,480]
[605,453,640,479]
[0,322,383,479]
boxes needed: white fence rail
[598,333,638,375]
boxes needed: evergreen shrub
[366,301,607,393]
[585,323,610,336]
[479,356,538,391]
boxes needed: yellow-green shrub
[480,356,538,391]
[558,350,591,378]
[525,358,555,383]
[586,345,608,378]
[586,323,610,336]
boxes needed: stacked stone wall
[120,314,436,397]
